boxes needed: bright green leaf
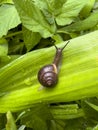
[58,11,98,33]
[32,0,66,24]
[0,4,21,38]
[0,55,20,69]
[80,0,95,17]
[55,0,87,25]
[32,0,87,26]
[13,0,56,38]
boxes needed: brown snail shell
[38,64,58,87]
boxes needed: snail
[38,41,70,88]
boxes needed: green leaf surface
[55,0,87,25]
[32,0,55,25]
[13,0,56,38]
[0,55,20,68]
[58,11,98,33]
[80,0,95,17]
[32,0,66,24]
[0,31,98,113]
[0,4,21,38]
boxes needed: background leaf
[13,0,56,38]
[23,27,41,52]
[0,4,21,38]
[80,0,95,17]
[32,0,66,25]
[32,0,88,26]
[59,11,98,33]
[55,0,87,25]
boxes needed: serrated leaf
[0,4,21,38]
[56,0,87,25]
[13,0,56,38]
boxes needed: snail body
[38,41,69,87]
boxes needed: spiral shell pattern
[38,64,58,87]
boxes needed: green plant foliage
[55,0,87,25]
[0,0,98,129]
[13,0,56,38]
[80,0,95,17]
[0,4,21,38]
[59,11,98,33]
[23,27,41,52]
[32,0,87,26]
